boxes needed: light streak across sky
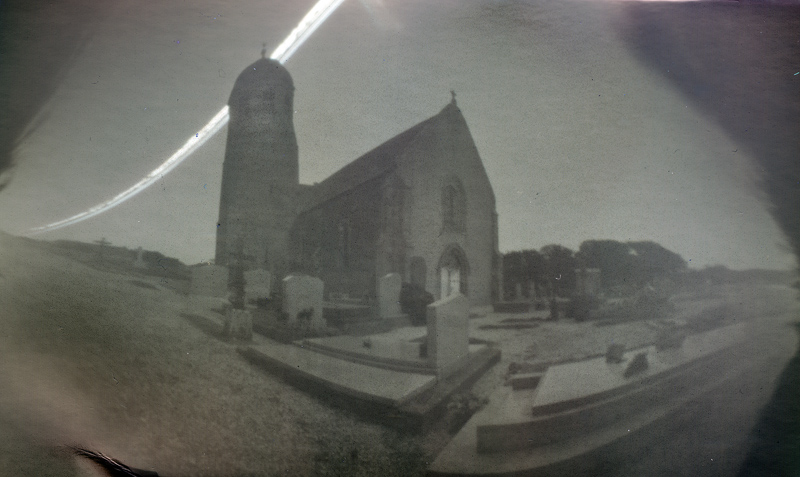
[28,0,347,235]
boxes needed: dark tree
[521,249,547,298]
[503,249,554,300]
[576,239,688,293]
[576,240,640,291]
[502,250,526,300]
[627,240,687,283]
[540,244,577,297]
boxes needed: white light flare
[28,0,346,235]
[29,107,229,234]
[271,0,347,62]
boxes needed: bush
[446,392,489,434]
[400,283,434,326]
[566,295,603,321]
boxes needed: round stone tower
[215,58,299,272]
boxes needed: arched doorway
[438,245,469,299]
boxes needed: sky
[0,0,796,270]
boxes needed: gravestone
[378,273,402,318]
[426,292,470,378]
[624,352,649,378]
[133,246,147,269]
[190,265,228,297]
[245,269,271,304]
[282,275,325,329]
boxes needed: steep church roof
[301,99,466,211]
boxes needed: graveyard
[1,232,799,476]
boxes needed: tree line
[502,240,688,299]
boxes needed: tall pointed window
[441,177,466,232]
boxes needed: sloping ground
[465,281,798,399]
[431,314,800,476]
[738,325,800,477]
[0,233,428,476]
[2,232,796,476]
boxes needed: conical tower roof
[228,58,293,107]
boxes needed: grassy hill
[0,232,426,476]
[2,232,797,476]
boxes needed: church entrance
[438,245,468,299]
[440,265,460,298]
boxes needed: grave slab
[242,341,436,407]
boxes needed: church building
[216,58,500,306]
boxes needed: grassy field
[0,234,427,476]
[1,233,797,476]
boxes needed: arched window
[441,177,466,232]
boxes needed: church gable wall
[396,108,498,306]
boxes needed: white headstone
[282,275,325,329]
[378,273,402,318]
[245,269,271,303]
[426,292,470,378]
[190,265,228,297]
